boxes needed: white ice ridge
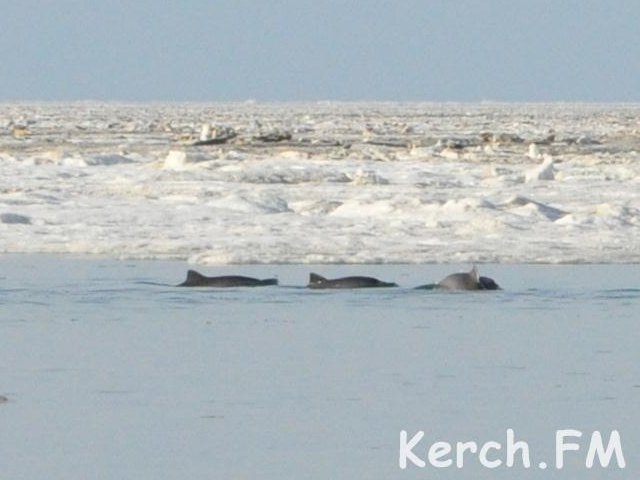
[525,155,555,182]
[1,102,639,263]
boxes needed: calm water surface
[0,256,638,479]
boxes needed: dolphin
[307,273,398,289]
[178,270,278,287]
[416,266,500,291]
[477,276,500,290]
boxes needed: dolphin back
[216,275,278,287]
[308,273,397,289]
[414,283,438,290]
[434,266,500,291]
[178,270,278,287]
[437,272,478,290]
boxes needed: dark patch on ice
[254,129,292,143]
[86,154,135,166]
[1,213,31,224]
[501,196,568,221]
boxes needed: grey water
[0,255,638,479]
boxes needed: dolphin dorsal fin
[470,265,479,283]
[309,273,327,284]
[185,269,206,283]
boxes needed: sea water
[0,256,638,479]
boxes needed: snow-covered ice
[1,102,639,264]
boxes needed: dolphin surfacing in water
[178,270,278,287]
[307,273,398,289]
[416,266,500,291]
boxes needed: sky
[1,0,638,102]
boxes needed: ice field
[1,102,639,264]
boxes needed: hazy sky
[1,0,638,101]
